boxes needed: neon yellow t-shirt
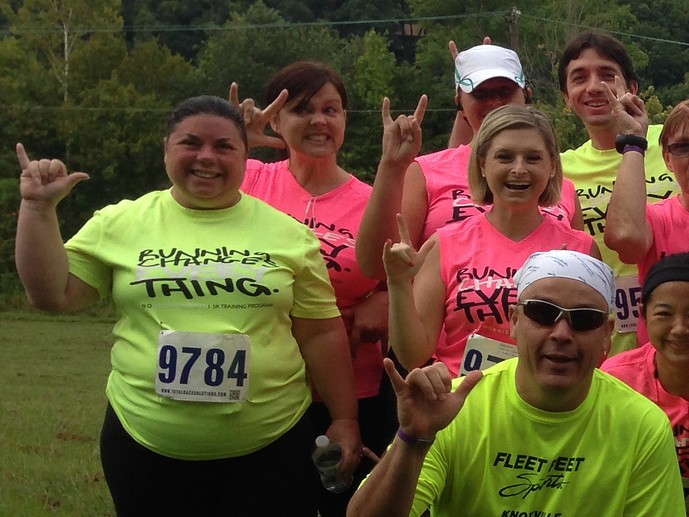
[65,190,340,459]
[410,359,684,517]
[560,124,679,354]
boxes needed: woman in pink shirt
[383,104,600,376]
[601,252,689,512]
[232,61,396,517]
[357,43,583,281]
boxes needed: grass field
[0,311,116,515]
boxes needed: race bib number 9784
[155,330,251,403]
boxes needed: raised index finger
[229,82,240,106]
[601,81,617,106]
[396,213,413,246]
[383,357,407,395]
[413,95,428,127]
[448,40,458,60]
[16,143,30,170]
[613,75,627,98]
[381,97,392,125]
[263,89,289,119]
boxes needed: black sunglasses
[518,299,609,332]
[667,142,689,157]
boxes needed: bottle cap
[315,435,330,448]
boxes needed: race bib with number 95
[614,275,642,334]
[155,330,251,403]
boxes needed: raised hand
[380,95,427,170]
[17,143,89,208]
[382,213,435,283]
[229,82,288,149]
[602,75,648,137]
[385,358,482,440]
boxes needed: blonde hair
[468,105,562,206]
[659,99,689,150]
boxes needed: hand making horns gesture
[384,358,483,441]
[229,82,289,149]
[602,75,648,138]
[383,213,435,284]
[16,143,90,208]
[380,95,427,170]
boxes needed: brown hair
[265,61,347,110]
[659,99,689,150]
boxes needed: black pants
[100,404,319,517]
[308,371,399,517]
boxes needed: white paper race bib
[459,333,518,376]
[155,330,250,403]
[613,275,642,334]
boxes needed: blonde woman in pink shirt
[383,104,600,376]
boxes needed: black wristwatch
[615,134,648,155]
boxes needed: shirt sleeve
[290,225,340,320]
[64,209,113,299]
[623,411,685,516]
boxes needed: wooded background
[1,0,688,292]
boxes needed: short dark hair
[558,31,639,92]
[265,61,348,110]
[167,95,248,151]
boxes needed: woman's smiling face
[480,127,554,207]
[164,113,247,210]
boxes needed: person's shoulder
[242,158,288,188]
[437,212,484,238]
[601,342,653,369]
[560,140,591,158]
[242,192,294,219]
[594,367,667,420]
[96,190,165,215]
[344,173,373,197]
[646,124,664,142]
[415,145,471,167]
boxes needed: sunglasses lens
[668,143,689,157]
[569,310,608,331]
[522,300,607,331]
[522,300,560,325]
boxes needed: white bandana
[514,250,615,310]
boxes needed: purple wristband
[396,427,435,446]
[622,144,646,155]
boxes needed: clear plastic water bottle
[311,435,353,493]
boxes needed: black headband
[641,262,689,305]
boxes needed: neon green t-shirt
[65,190,340,459]
[561,125,679,354]
[411,359,684,517]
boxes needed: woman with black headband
[601,252,689,514]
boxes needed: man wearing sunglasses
[605,94,689,350]
[348,250,684,517]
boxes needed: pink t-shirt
[635,195,689,345]
[437,215,594,376]
[242,159,383,398]
[415,146,578,243]
[601,343,689,499]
